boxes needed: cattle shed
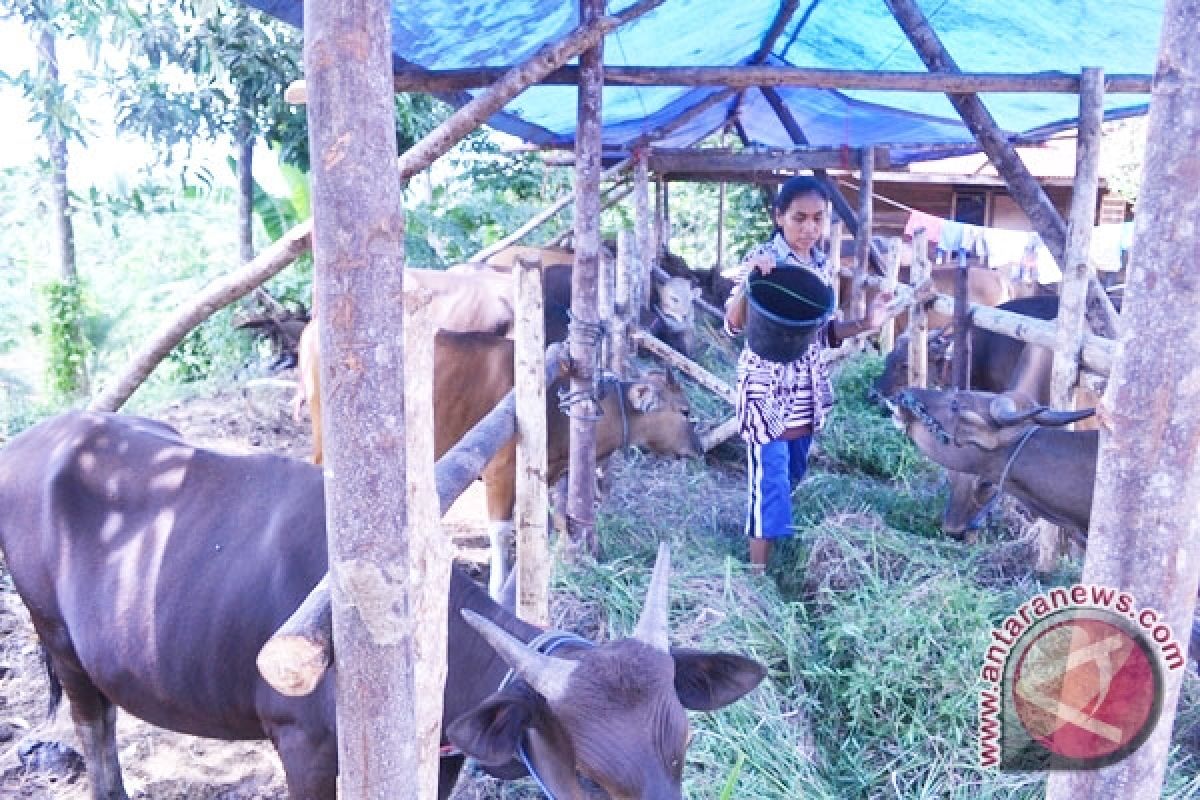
[198,1,1200,799]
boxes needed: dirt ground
[0,372,534,799]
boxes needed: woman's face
[774,191,827,255]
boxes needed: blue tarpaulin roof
[244,0,1162,162]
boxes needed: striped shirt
[727,233,835,445]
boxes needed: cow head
[620,370,703,459]
[447,545,766,799]
[653,277,700,355]
[891,388,1093,472]
[871,329,954,403]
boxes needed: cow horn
[632,542,671,652]
[1034,406,1097,427]
[460,609,577,702]
[988,395,1043,427]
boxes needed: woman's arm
[827,289,894,347]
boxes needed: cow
[0,412,766,800]
[889,387,1097,535]
[296,327,703,598]
[475,246,698,356]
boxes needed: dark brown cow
[0,414,765,799]
[296,327,702,598]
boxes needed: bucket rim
[746,271,834,329]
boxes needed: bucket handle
[748,267,832,314]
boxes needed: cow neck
[595,375,630,451]
[968,425,1040,529]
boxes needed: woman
[724,176,890,573]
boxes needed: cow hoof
[17,739,85,778]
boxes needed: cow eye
[576,771,606,795]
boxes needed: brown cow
[296,326,702,597]
[0,415,765,799]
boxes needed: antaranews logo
[978,584,1185,771]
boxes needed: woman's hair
[774,175,830,213]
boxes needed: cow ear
[671,648,767,711]
[446,690,535,766]
[627,382,663,413]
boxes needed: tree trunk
[237,121,255,265]
[1046,4,1200,797]
[305,0,412,791]
[37,25,88,395]
[565,0,605,557]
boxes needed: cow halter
[967,424,1041,530]
[497,629,594,800]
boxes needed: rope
[967,425,1040,530]
[559,311,609,420]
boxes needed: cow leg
[486,520,514,601]
[482,447,517,602]
[271,723,338,800]
[45,652,128,800]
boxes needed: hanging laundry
[904,211,943,243]
[960,224,987,258]
[1032,243,1062,284]
[1089,223,1125,272]
[938,220,964,258]
[982,228,1030,268]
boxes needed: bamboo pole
[367,65,1154,94]
[565,0,605,558]
[401,293,452,800]
[395,0,662,183]
[907,228,930,389]
[472,157,632,263]
[513,259,550,625]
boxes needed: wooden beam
[364,65,1155,94]
[633,330,735,405]
[395,0,663,182]
[700,416,740,452]
[632,87,737,148]
[883,0,1068,263]
[851,146,874,320]
[566,0,605,558]
[634,151,653,312]
[906,228,930,389]
[648,147,890,175]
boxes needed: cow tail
[41,646,63,719]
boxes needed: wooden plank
[364,66,1155,94]
[401,293,452,800]
[633,330,735,405]
[634,151,653,312]
[879,237,900,355]
[513,259,550,626]
[648,148,890,175]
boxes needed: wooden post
[827,217,843,314]
[1048,6,1200,794]
[514,258,550,625]
[852,147,874,320]
[566,0,605,557]
[598,231,616,373]
[305,0,413,795]
[951,251,970,389]
[907,227,930,389]
[715,178,727,273]
[634,150,653,313]
[653,176,666,272]
[612,229,634,376]
[879,236,899,355]
[1039,68,1104,574]
[401,293,452,800]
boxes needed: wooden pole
[375,64,1154,94]
[883,0,1068,263]
[513,258,550,625]
[828,218,843,314]
[472,157,632,263]
[395,0,662,183]
[852,147,875,320]
[951,252,970,389]
[879,237,900,355]
[652,176,665,291]
[633,330,735,405]
[305,0,412,794]
[88,223,312,412]
[1048,5,1200,793]
[566,0,605,557]
[907,227,930,389]
[611,229,634,376]
[401,293,452,800]
[634,150,652,314]
[715,178,726,273]
[598,226,617,370]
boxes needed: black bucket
[744,265,835,363]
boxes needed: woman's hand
[745,251,777,275]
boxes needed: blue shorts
[745,435,812,540]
